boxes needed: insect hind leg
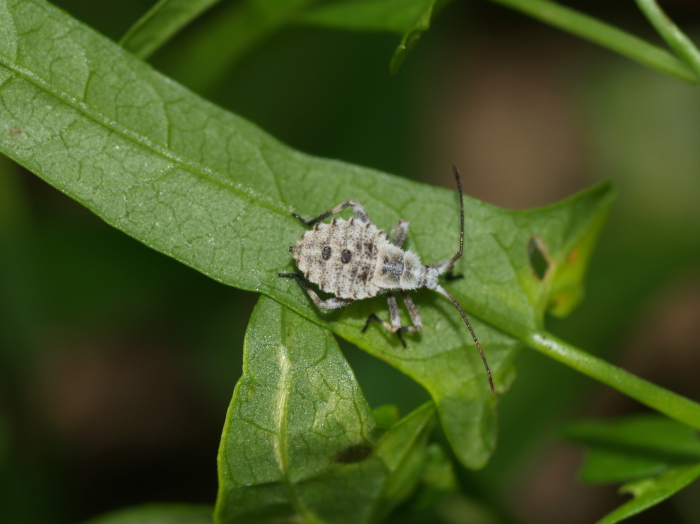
[292,199,369,226]
[362,292,425,347]
[362,293,407,346]
[398,292,423,335]
[278,273,353,310]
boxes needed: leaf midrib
[274,318,325,524]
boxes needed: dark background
[1,1,700,523]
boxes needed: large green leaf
[0,0,613,468]
[215,296,436,524]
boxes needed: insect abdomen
[291,218,383,300]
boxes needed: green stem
[636,0,700,80]
[120,0,223,59]
[487,0,697,84]
[527,331,700,430]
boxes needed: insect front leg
[278,273,353,310]
[292,199,369,226]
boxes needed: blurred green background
[1,1,700,523]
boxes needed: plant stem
[636,0,700,80]
[487,0,697,84]
[527,331,700,430]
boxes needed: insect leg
[398,292,423,334]
[361,292,407,347]
[388,220,410,247]
[278,273,353,310]
[292,200,369,226]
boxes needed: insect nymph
[279,167,494,395]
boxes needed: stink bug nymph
[279,167,494,395]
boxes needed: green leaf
[120,0,223,59]
[565,416,700,523]
[564,415,700,484]
[214,296,436,524]
[373,404,400,429]
[403,443,458,512]
[375,402,437,513]
[294,0,447,73]
[79,504,213,524]
[596,463,700,524]
[575,449,673,485]
[0,0,615,469]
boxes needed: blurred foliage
[1,1,700,524]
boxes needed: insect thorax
[374,246,427,290]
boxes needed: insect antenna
[428,166,494,394]
[446,165,466,270]
[429,165,466,275]
[435,285,495,396]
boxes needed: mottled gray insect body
[290,219,439,296]
[280,167,495,395]
[290,216,383,300]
